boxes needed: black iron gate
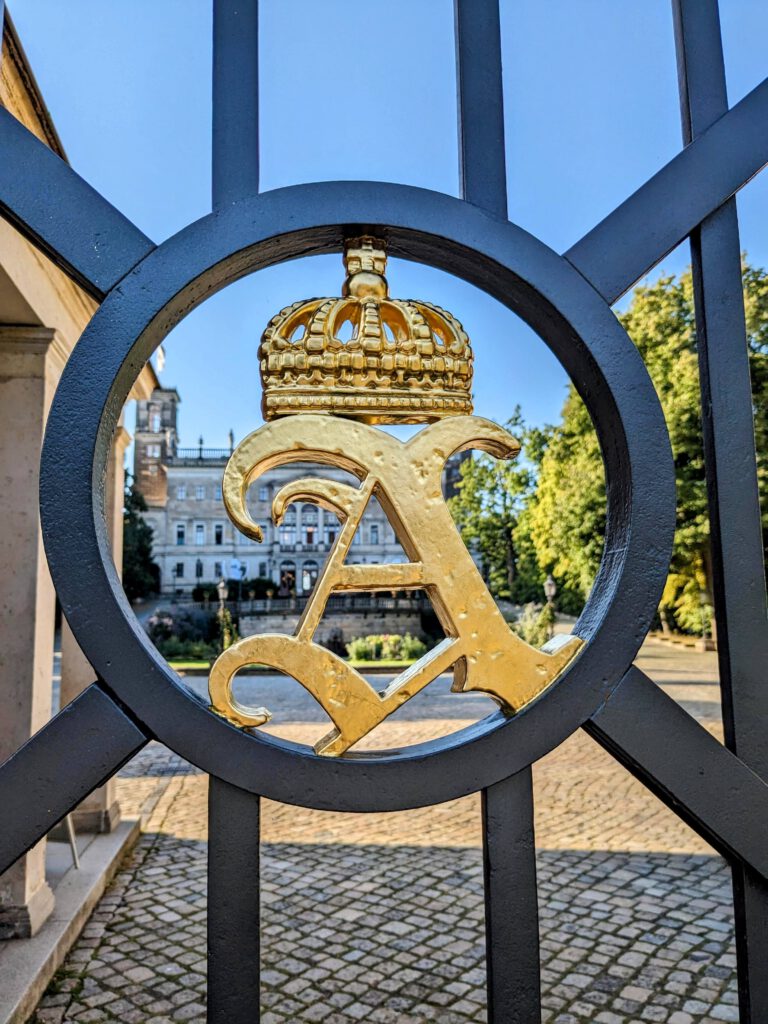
[1,2,768,1021]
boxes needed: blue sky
[11,0,768,446]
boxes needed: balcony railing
[168,447,232,463]
[172,593,429,615]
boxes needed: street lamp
[543,574,557,640]
[217,578,229,613]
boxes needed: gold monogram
[208,414,582,756]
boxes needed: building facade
[135,387,418,595]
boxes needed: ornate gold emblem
[209,239,582,755]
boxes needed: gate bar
[455,3,542,1020]
[454,0,508,218]
[586,666,768,880]
[483,775,541,1023]
[212,0,260,208]
[672,2,768,1019]
[565,73,768,305]
[207,776,262,1023]
[0,684,147,875]
[0,105,154,301]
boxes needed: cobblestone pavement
[31,640,740,1024]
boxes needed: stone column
[0,327,65,938]
[59,423,130,833]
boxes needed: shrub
[511,602,553,648]
[401,633,428,659]
[345,633,428,662]
[346,635,375,661]
[154,636,218,661]
[146,606,221,661]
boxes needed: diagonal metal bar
[454,0,507,219]
[673,2,768,1018]
[0,107,155,301]
[565,74,768,303]
[212,0,260,208]
[0,684,148,875]
[585,666,768,881]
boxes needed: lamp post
[698,588,712,650]
[217,577,228,615]
[543,574,557,640]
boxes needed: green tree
[448,408,542,603]
[526,261,768,632]
[123,481,159,602]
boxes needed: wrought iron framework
[0,1,767,1021]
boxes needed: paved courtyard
[31,641,740,1024]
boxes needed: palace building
[134,237,472,596]
[134,386,413,595]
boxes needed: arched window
[301,561,319,594]
[279,560,296,595]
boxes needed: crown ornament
[259,237,474,423]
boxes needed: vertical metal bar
[210,1,260,1008]
[454,0,508,218]
[483,773,541,1023]
[455,3,540,1018]
[212,0,260,208]
[672,3,768,1020]
[207,775,261,1024]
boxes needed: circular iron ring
[40,181,675,812]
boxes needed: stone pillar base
[0,882,54,940]
[695,637,718,652]
[70,801,121,835]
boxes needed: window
[258,562,267,578]
[352,529,361,545]
[176,524,185,546]
[195,524,205,546]
[175,562,184,578]
[150,411,161,432]
[215,524,224,545]
[214,561,223,579]
[324,523,337,546]
[302,506,318,546]
[196,485,205,500]
[195,558,204,579]
[279,511,296,547]
[279,524,295,546]
[176,484,186,500]
[258,485,269,502]
[301,561,319,593]
[279,561,296,594]
[146,443,160,458]
[215,483,223,501]
[370,524,379,545]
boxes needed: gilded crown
[259,237,474,423]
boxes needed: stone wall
[239,609,423,645]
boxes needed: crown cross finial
[259,237,474,424]
[343,236,389,299]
